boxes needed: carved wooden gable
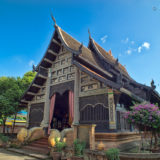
[50,47,75,85]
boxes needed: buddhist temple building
[19,19,160,136]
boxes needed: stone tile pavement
[0,148,38,160]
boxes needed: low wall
[84,150,107,160]
[119,152,160,160]
[95,132,140,150]
[84,150,160,160]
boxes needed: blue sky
[0,0,160,92]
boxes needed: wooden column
[40,69,51,128]
[26,103,31,128]
[108,89,116,129]
[73,67,80,125]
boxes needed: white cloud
[138,46,142,53]
[142,42,150,49]
[29,60,35,67]
[100,35,108,43]
[121,37,129,44]
[126,49,132,55]
[131,41,135,45]
[138,42,150,53]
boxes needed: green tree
[0,77,20,133]
[21,71,36,91]
[11,71,36,133]
[0,71,36,133]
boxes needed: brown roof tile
[59,27,100,67]
[93,40,130,78]
[58,26,130,78]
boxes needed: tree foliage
[0,71,36,133]
[21,71,36,91]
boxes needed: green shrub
[54,137,66,152]
[73,139,86,157]
[0,134,9,143]
[10,143,21,149]
[105,148,120,160]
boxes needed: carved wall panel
[79,94,108,110]
[28,103,44,128]
[79,94,109,132]
[79,71,107,97]
[50,81,74,97]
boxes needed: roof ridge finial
[51,12,57,26]
[115,58,119,65]
[88,29,91,39]
[79,42,83,53]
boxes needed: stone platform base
[95,132,141,151]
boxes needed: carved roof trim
[20,67,48,103]
[75,55,113,78]
[88,37,131,79]
[36,30,58,70]
[73,60,121,90]
[55,26,83,55]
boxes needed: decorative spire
[79,42,83,52]
[32,65,36,72]
[88,29,91,39]
[51,12,56,26]
[115,58,119,65]
[151,79,156,90]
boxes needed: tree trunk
[154,132,158,149]
[12,113,17,133]
[3,118,6,134]
[139,130,143,152]
[150,132,153,150]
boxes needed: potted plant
[105,148,120,160]
[50,137,66,160]
[72,139,86,160]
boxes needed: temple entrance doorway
[51,91,71,131]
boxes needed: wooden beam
[44,58,53,64]
[32,83,42,88]
[52,39,61,46]
[20,100,29,104]
[19,103,28,107]
[27,92,36,96]
[120,88,146,102]
[48,49,57,56]
[38,74,47,79]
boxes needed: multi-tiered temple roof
[19,21,160,107]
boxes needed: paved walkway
[0,148,38,160]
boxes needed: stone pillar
[73,124,96,150]
[108,89,116,129]
[73,67,80,125]
[73,124,78,140]
[89,124,96,150]
[40,69,51,129]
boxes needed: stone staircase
[22,137,50,155]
